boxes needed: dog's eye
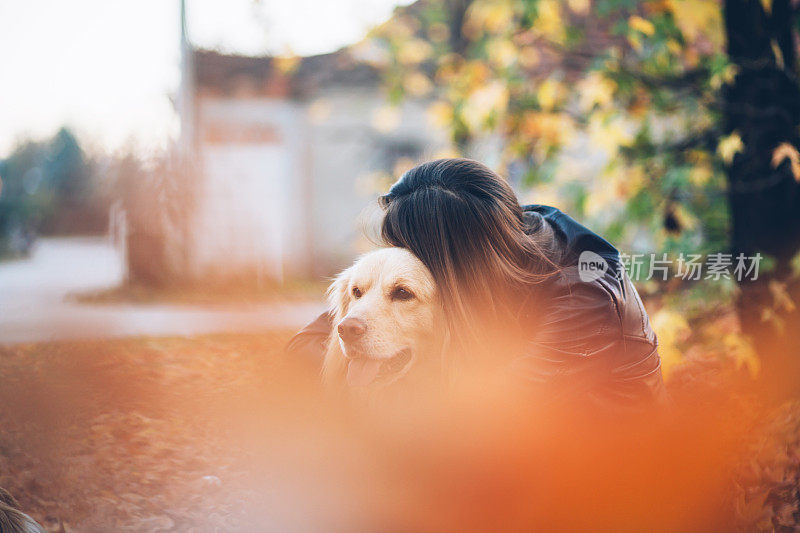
[352,286,363,298]
[391,287,414,301]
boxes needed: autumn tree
[371,0,800,366]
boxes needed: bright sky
[0,0,411,157]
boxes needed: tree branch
[619,129,720,160]
[616,64,711,92]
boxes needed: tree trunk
[723,0,800,374]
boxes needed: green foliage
[0,128,101,257]
[372,0,731,261]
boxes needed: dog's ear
[322,267,352,385]
[326,266,352,322]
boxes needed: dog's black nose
[338,317,366,342]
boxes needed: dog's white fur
[322,247,443,386]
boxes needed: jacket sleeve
[285,311,333,368]
[509,267,667,410]
[509,269,621,401]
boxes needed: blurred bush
[0,128,110,257]
[109,151,195,287]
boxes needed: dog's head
[323,247,443,388]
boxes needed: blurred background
[3,0,800,530]
[3,0,797,368]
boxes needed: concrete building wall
[304,90,449,275]
[186,87,449,281]
[190,97,308,281]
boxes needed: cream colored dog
[322,247,443,387]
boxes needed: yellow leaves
[467,0,565,43]
[462,81,509,131]
[483,0,515,32]
[587,112,634,156]
[666,39,683,56]
[689,165,713,186]
[652,307,760,381]
[273,55,300,75]
[585,165,644,218]
[371,106,401,133]
[534,0,566,43]
[465,0,515,36]
[771,40,785,69]
[769,280,797,313]
[378,15,416,40]
[567,0,591,15]
[723,332,760,378]
[627,16,655,51]
[671,203,697,231]
[771,142,800,181]
[435,53,467,83]
[709,64,738,90]
[584,180,620,218]
[403,71,433,97]
[760,281,796,332]
[628,15,656,36]
[761,0,773,14]
[427,101,453,128]
[486,38,519,69]
[439,59,504,133]
[652,309,691,376]
[717,132,744,164]
[666,0,723,48]
[397,38,433,66]
[622,164,647,197]
[536,79,566,111]
[576,71,617,112]
[520,111,575,155]
[452,60,492,91]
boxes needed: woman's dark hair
[380,158,556,352]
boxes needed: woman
[288,159,667,411]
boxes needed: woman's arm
[511,267,667,411]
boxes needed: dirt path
[0,237,324,344]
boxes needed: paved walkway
[0,238,325,345]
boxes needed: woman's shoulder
[521,204,620,267]
[523,261,657,359]
[534,266,624,336]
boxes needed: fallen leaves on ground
[0,332,294,532]
[1,331,800,531]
